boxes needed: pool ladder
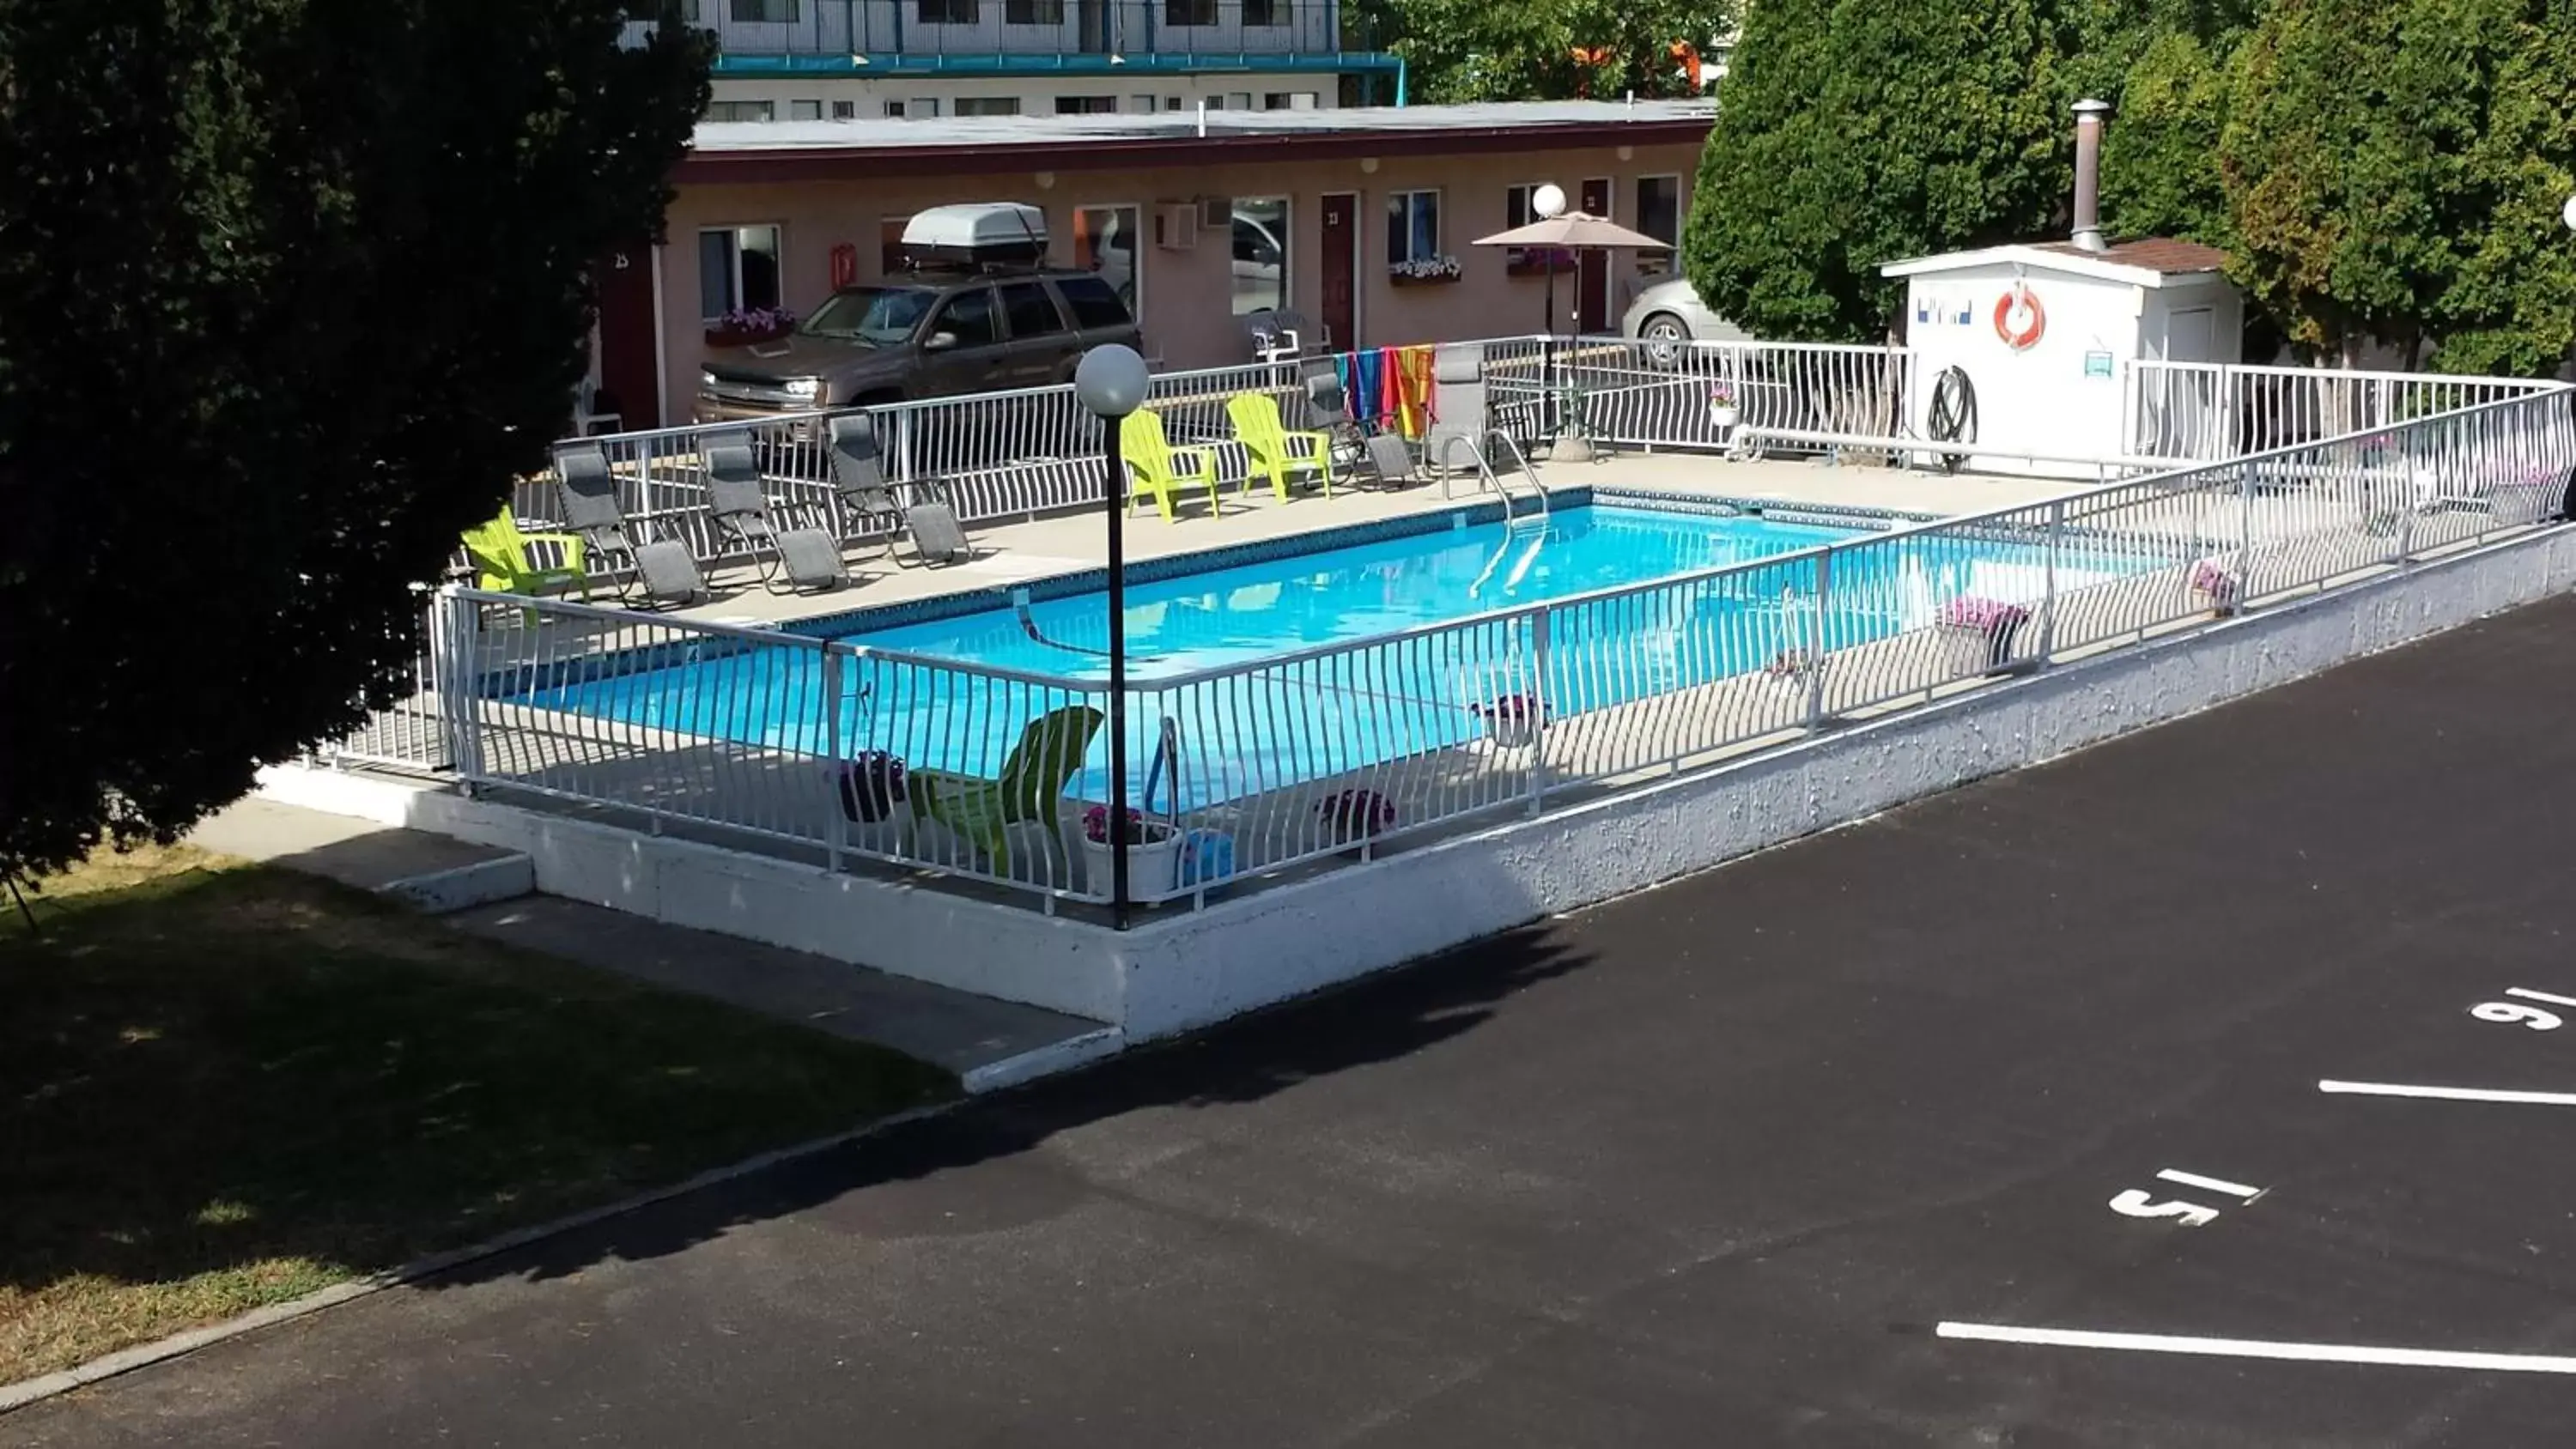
[1458,431,1550,598]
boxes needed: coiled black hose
[1927,365,1978,476]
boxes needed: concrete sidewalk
[186,797,1111,1088]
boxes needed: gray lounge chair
[1360,433,1421,488]
[552,442,645,587]
[552,441,714,609]
[702,433,848,593]
[825,412,971,567]
[826,413,908,557]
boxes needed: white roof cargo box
[900,202,1048,268]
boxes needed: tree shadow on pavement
[455,917,1594,1285]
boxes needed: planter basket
[1709,404,1740,431]
[1935,619,2023,678]
[1485,713,1540,749]
[2491,481,2553,528]
[1081,822,1184,904]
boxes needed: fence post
[1528,609,1552,815]
[1805,550,1832,730]
[438,587,483,794]
[2036,499,2064,662]
[823,646,847,873]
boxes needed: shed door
[2167,306,2216,364]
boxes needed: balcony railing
[630,0,1385,63]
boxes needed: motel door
[1577,178,1613,334]
[595,239,660,428]
[1320,192,1358,353]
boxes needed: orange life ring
[1992,283,2045,350]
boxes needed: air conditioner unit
[1154,203,1198,251]
[1197,196,1232,229]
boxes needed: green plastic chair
[1121,409,1223,523]
[911,704,1106,866]
[1226,391,1334,501]
[461,508,588,600]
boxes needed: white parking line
[2318,1080,2576,1107]
[1936,1322,2576,1374]
[2154,1168,2263,1201]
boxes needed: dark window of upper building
[1163,0,1216,24]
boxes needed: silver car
[1620,275,1743,366]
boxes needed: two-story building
[629,0,1401,123]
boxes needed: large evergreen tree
[1681,0,2081,343]
[0,0,710,885]
[2220,0,2576,373]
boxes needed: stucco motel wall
[266,525,2576,1041]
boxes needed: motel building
[587,100,1714,429]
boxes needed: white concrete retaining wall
[267,525,2576,1041]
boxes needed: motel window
[917,0,976,21]
[698,225,782,322]
[954,96,1019,116]
[1233,196,1288,317]
[788,99,823,121]
[1164,0,1215,24]
[704,100,775,122]
[1005,0,1063,20]
[728,0,799,19]
[1503,183,1546,270]
[626,1,703,19]
[831,100,856,118]
[1385,190,1440,267]
[1227,91,1253,110]
[1129,94,1158,112]
[1056,95,1119,114]
[1242,0,1278,23]
[1635,174,1680,275]
[1073,203,1141,316]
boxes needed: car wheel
[1639,313,1690,369]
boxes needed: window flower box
[704,306,797,349]
[1388,256,1464,286]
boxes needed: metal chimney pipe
[2070,99,2111,253]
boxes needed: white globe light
[1534,183,1568,220]
[2563,192,2576,233]
[1074,343,1151,419]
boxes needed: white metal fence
[2124,361,2565,464]
[417,386,2573,911]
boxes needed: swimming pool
[520,503,2133,810]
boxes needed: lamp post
[1534,182,1567,440]
[1072,343,1151,929]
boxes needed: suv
[696,268,1142,426]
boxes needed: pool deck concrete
[664,452,2081,633]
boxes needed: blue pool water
[522,505,2123,809]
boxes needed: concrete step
[188,797,533,914]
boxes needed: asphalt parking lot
[15,595,2576,1447]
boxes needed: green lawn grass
[1,846,956,1385]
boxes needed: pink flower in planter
[1936,597,2030,635]
[1471,693,1543,722]
[2189,557,2239,601]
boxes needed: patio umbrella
[1472,211,1673,338]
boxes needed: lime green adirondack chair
[1121,408,1223,523]
[1226,391,1334,501]
[912,705,1106,866]
[461,509,589,600]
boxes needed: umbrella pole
[1543,258,1558,439]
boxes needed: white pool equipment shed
[1880,238,2241,480]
